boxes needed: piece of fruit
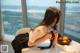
[63,36,69,41]
[62,40,67,43]
[58,36,72,45]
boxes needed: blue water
[1,6,80,42]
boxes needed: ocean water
[1,6,80,42]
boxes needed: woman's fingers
[52,32,59,46]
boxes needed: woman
[11,7,61,53]
[28,7,61,47]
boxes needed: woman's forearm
[52,32,58,46]
[28,33,52,46]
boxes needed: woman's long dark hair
[40,7,61,30]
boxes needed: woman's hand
[52,32,59,46]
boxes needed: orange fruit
[62,40,67,43]
[63,36,69,41]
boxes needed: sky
[1,0,21,6]
[1,0,80,7]
[27,0,59,6]
[1,0,60,6]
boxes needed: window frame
[59,0,65,35]
[21,0,28,27]
[0,0,3,41]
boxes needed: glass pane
[1,0,23,36]
[26,0,60,28]
[64,0,80,42]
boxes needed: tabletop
[22,41,80,53]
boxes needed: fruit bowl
[58,36,72,45]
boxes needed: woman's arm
[29,26,48,43]
[28,33,52,46]
[52,32,59,46]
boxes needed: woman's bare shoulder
[36,25,47,30]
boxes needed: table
[22,41,80,53]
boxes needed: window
[64,0,80,42]
[26,0,60,28]
[1,0,23,40]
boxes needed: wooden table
[22,41,80,53]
